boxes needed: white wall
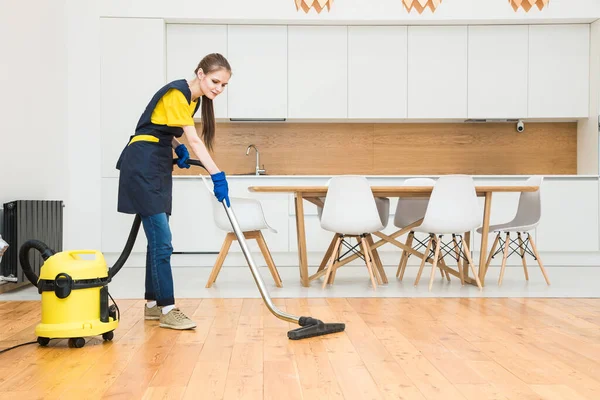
[0,2,68,206]
[65,0,102,249]
[98,0,600,23]
[0,1,102,251]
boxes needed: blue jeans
[141,213,175,306]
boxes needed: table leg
[294,193,309,287]
[463,231,471,279]
[478,192,493,286]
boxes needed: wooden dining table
[248,185,539,288]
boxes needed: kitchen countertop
[174,174,600,179]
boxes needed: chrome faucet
[246,144,266,175]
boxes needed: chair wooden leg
[498,232,511,286]
[328,235,346,284]
[322,236,342,289]
[369,238,385,285]
[360,237,378,289]
[256,231,283,288]
[367,234,388,284]
[429,235,447,280]
[397,231,414,280]
[414,235,433,286]
[428,235,442,291]
[359,238,381,285]
[317,234,338,274]
[528,234,550,285]
[462,240,482,290]
[452,235,464,285]
[484,233,500,277]
[517,232,529,281]
[439,253,451,282]
[206,233,234,288]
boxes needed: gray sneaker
[144,304,161,320]
[159,308,197,330]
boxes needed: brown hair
[194,53,232,151]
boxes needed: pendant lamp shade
[402,0,443,14]
[295,0,334,13]
[509,0,549,12]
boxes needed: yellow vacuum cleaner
[18,217,140,348]
[14,158,344,352]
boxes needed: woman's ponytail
[201,95,215,151]
[195,53,232,152]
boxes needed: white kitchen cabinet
[348,26,408,119]
[166,24,228,119]
[535,179,599,252]
[288,26,348,119]
[100,17,165,179]
[468,25,529,119]
[528,24,590,118]
[407,26,468,119]
[227,25,287,119]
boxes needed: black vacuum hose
[18,214,141,286]
[18,240,56,286]
[107,214,141,281]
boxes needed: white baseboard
[103,251,600,268]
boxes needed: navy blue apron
[116,79,201,217]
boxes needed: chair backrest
[394,178,436,228]
[418,175,481,234]
[199,173,276,233]
[320,176,383,235]
[510,175,543,228]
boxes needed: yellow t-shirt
[150,89,198,127]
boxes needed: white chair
[315,180,390,285]
[477,176,549,286]
[394,178,436,280]
[319,176,389,289]
[200,176,283,288]
[413,175,483,291]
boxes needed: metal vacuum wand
[221,201,299,324]
[180,158,345,340]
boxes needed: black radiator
[0,200,63,283]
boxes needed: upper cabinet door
[528,24,590,118]
[407,26,468,119]
[227,25,287,119]
[100,18,165,178]
[166,24,228,119]
[348,26,408,119]
[288,26,348,119]
[468,25,528,119]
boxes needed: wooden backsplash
[174,122,577,175]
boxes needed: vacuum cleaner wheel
[68,337,86,348]
[37,337,50,346]
[102,331,114,341]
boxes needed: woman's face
[198,68,231,100]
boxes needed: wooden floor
[0,298,599,400]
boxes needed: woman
[116,53,231,330]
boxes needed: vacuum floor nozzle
[287,317,346,340]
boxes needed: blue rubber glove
[211,171,230,207]
[175,144,190,169]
